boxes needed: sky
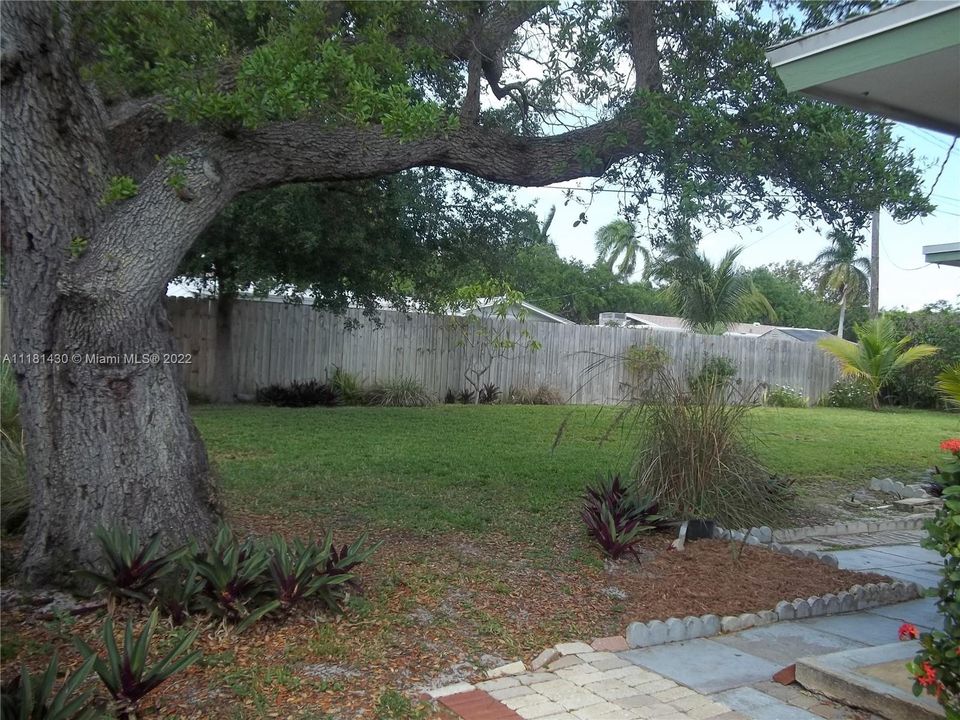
[512,123,960,312]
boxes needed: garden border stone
[517,576,921,663]
[759,517,929,544]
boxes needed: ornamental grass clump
[632,370,792,530]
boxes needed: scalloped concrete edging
[622,579,921,648]
[765,517,929,544]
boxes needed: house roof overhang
[923,242,960,267]
[766,1,960,137]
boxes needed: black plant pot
[685,519,716,541]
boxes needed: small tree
[448,281,541,404]
[818,316,939,410]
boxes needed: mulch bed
[0,513,889,719]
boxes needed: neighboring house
[465,299,574,325]
[598,312,833,342]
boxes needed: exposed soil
[0,513,890,719]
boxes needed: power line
[927,136,959,199]
[881,240,929,272]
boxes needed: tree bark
[2,2,218,585]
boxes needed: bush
[256,380,340,407]
[456,388,475,405]
[823,378,873,409]
[908,483,960,714]
[365,377,434,407]
[765,385,807,408]
[633,371,792,529]
[581,473,660,560]
[443,388,457,404]
[478,383,500,404]
[506,384,563,405]
[689,355,738,400]
[885,303,960,408]
[623,344,670,400]
[330,367,366,406]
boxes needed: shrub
[456,388,475,405]
[330,367,366,406]
[823,378,873,409]
[633,371,792,529]
[765,385,807,408]
[908,483,960,714]
[365,377,434,407]
[506,384,563,405]
[256,380,340,407]
[885,303,960,408]
[0,362,27,534]
[443,388,457,404]
[581,473,660,560]
[77,526,185,603]
[623,344,669,400]
[478,383,500,404]
[689,355,738,399]
[75,609,201,720]
[0,652,97,720]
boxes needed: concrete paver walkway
[435,536,942,720]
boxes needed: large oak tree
[1,0,931,583]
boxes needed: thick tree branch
[450,1,548,61]
[624,1,662,92]
[222,116,648,190]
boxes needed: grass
[192,404,957,543]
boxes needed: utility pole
[869,209,880,318]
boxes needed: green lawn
[193,405,958,542]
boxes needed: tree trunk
[2,2,218,585]
[869,209,879,318]
[836,291,847,338]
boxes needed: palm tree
[535,206,556,244]
[936,362,960,407]
[818,316,939,410]
[652,241,774,334]
[594,219,651,280]
[814,232,871,338]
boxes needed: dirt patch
[0,515,890,719]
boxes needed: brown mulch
[0,514,889,720]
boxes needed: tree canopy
[1,0,939,582]
[177,170,538,315]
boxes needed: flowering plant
[935,438,960,487]
[907,483,960,715]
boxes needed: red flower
[917,661,938,687]
[898,623,919,640]
[941,438,960,455]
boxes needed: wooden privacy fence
[167,297,841,404]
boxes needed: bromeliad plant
[581,473,660,560]
[153,569,202,627]
[266,535,348,612]
[192,525,274,632]
[77,526,185,603]
[0,652,97,720]
[323,531,383,578]
[75,609,200,720]
[907,484,960,715]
